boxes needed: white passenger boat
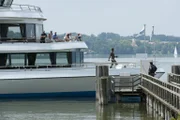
[0,0,164,98]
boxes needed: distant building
[131,39,137,47]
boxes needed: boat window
[0,0,13,7]
[0,24,42,42]
[80,52,84,63]
[36,53,51,66]
[0,51,85,69]
[56,53,68,65]
[71,50,84,66]
[0,24,26,41]
[26,24,35,40]
[36,24,43,41]
[7,26,22,39]
[36,53,68,67]
[10,54,25,66]
[76,51,80,64]
[3,0,13,7]
[0,0,4,6]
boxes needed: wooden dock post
[96,65,110,105]
[172,65,180,74]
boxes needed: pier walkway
[96,65,180,119]
[140,73,180,119]
[112,73,180,119]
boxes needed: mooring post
[172,65,180,74]
[96,65,109,105]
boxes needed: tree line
[43,32,180,55]
[79,32,180,55]
[8,31,180,55]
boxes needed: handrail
[168,73,180,85]
[141,73,180,91]
[140,73,180,114]
[111,75,141,92]
[0,61,138,70]
[11,4,42,13]
[0,37,83,43]
[0,4,42,13]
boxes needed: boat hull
[0,67,164,99]
[0,76,96,98]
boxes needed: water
[1,56,179,120]
[0,99,160,120]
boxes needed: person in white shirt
[64,33,72,42]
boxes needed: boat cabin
[0,42,87,69]
[0,0,87,69]
[0,0,13,7]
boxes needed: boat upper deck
[0,41,88,53]
[0,0,46,20]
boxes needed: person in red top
[108,48,118,68]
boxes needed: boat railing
[0,37,83,43]
[86,61,137,68]
[0,4,42,13]
[0,37,28,43]
[0,62,138,71]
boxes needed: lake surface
[0,99,162,120]
[0,56,178,120]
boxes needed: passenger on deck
[64,33,72,42]
[53,32,58,40]
[40,31,47,43]
[47,31,54,42]
[49,31,53,39]
[76,33,82,41]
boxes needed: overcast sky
[14,0,180,36]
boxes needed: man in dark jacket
[40,31,47,43]
[148,62,157,77]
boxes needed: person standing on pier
[148,62,157,77]
[108,48,118,68]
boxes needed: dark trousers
[40,40,45,43]
[149,73,155,77]
[110,59,118,68]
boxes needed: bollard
[96,65,109,105]
[172,65,180,74]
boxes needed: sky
[14,0,180,36]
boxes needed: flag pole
[144,24,146,41]
[152,25,156,64]
[151,26,154,41]
[144,24,146,53]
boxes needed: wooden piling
[96,65,110,105]
[172,65,180,74]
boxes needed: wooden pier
[96,65,180,120]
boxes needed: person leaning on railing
[75,33,82,41]
[64,33,72,42]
